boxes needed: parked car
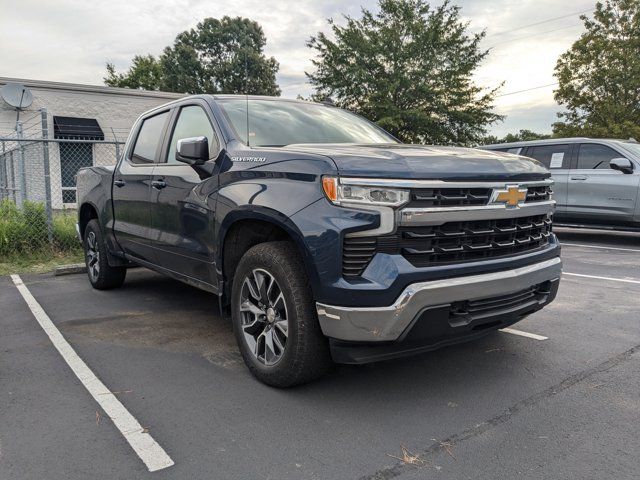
[76,95,561,387]
[483,138,640,230]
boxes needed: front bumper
[316,256,561,348]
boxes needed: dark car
[76,95,561,387]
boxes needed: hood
[282,143,549,181]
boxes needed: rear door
[112,110,171,262]
[149,102,221,285]
[524,143,571,215]
[566,142,640,223]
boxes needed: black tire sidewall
[83,219,125,289]
[231,246,303,378]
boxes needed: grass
[0,249,84,276]
[0,199,84,275]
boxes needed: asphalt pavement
[1,227,639,479]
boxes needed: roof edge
[0,77,185,100]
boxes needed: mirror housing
[176,137,209,165]
[609,157,634,174]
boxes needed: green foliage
[105,55,163,91]
[104,17,280,96]
[0,200,80,257]
[306,0,503,145]
[481,129,551,145]
[553,0,640,138]
[0,200,47,255]
[53,211,80,250]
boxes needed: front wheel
[231,241,331,387]
[83,219,126,290]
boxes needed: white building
[0,77,183,208]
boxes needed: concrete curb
[54,263,87,276]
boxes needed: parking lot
[1,227,639,480]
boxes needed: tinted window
[577,143,623,170]
[527,144,571,169]
[131,111,169,163]
[167,106,216,164]
[217,98,397,147]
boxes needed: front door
[566,143,640,224]
[112,110,170,262]
[150,104,220,285]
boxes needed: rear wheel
[231,241,331,387]
[83,219,126,290]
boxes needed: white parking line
[10,275,174,473]
[499,328,548,341]
[564,272,640,285]
[560,243,640,253]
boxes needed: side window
[506,147,522,155]
[131,111,170,164]
[577,144,623,170]
[527,144,571,169]
[166,106,217,164]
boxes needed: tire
[83,219,126,290]
[231,241,331,387]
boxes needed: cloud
[0,0,593,135]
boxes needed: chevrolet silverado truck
[76,95,562,387]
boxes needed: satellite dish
[1,83,33,109]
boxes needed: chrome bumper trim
[316,257,562,342]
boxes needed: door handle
[151,179,166,189]
[570,176,587,181]
[114,179,126,188]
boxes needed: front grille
[407,187,492,208]
[342,214,552,276]
[406,184,552,208]
[525,185,552,202]
[450,281,552,324]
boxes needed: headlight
[322,177,409,207]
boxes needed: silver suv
[483,138,640,230]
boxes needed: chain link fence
[0,135,124,258]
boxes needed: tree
[306,0,502,145]
[481,129,550,145]
[104,17,280,95]
[553,0,640,139]
[105,55,163,91]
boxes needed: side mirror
[609,157,634,174]
[176,137,209,165]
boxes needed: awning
[53,116,105,140]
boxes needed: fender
[215,205,322,298]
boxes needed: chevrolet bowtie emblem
[493,185,527,207]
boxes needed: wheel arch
[217,207,320,303]
[78,202,100,240]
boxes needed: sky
[0,0,595,137]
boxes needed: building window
[59,143,93,203]
[53,116,104,204]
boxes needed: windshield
[217,98,397,147]
[619,141,640,157]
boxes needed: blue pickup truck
[76,95,562,386]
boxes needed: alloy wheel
[86,231,100,282]
[239,268,289,366]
